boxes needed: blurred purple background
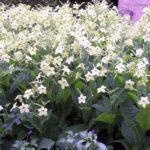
[118,0,150,21]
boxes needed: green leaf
[110,140,130,150]
[75,80,84,90]
[141,137,150,150]
[23,114,42,134]
[121,121,143,146]
[115,75,124,85]
[42,113,60,140]
[96,113,116,124]
[56,89,73,123]
[63,89,71,102]
[128,92,138,104]
[120,101,139,127]
[136,105,150,131]
[120,100,143,145]
[93,96,111,113]
[38,138,55,150]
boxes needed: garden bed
[0,1,150,150]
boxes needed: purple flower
[13,118,21,125]
[118,0,150,21]
[2,124,12,130]
[91,129,96,135]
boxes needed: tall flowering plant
[0,1,150,149]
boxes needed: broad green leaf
[110,88,128,109]
[75,80,84,90]
[56,89,73,123]
[136,105,150,131]
[142,137,150,150]
[120,100,139,126]
[93,96,111,113]
[128,92,138,104]
[110,140,130,150]
[115,75,124,85]
[63,89,71,102]
[38,138,55,150]
[121,121,143,146]
[120,101,143,145]
[42,113,60,140]
[96,113,116,124]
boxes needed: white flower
[11,21,18,29]
[53,56,63,66]
[125,39,133,46]
[78,37,91,48]
[40,61,55,76]
[62,65,71,75]
[18,32,25,40]
[143,34,150,42]
[143,57,149,65]
[135,48,144,57]
[58,78,69,89]
[25,55,32,63]
[36,72,43,81]
[23,89,34,99]
[47,67,55,76]
[14,51,23,61]
[10,102,17,112]
[138,97,150,108]
[101,56,110,64]
[88,46,102,56]
[78,94,86,104]
[28,47,37,55]
[85,72,94,82]
[37,85,46,94]
[55,45,64,54]
[91,67,100,76]
[99,68,107,77]
[15,95,23,101]
[65,56,74,64]
[77,63,85,70]
[137,61,146,69]
[38,106,48,116]
[125,79,135,90]
[134,69,146,78]
[0,105,3,111]
[0,54,10,63]
[19,103,30,113]
[115,63,126,74]
[97,85,106,93]
[40,61,49,69]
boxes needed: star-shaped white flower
[85,71,94,82]
[58,78,69,89]
[23,89,34,99]
[125,79,135,90]
[38,106,48,116]
[115,63,126,74]
[135,48,144,57]
[19,103,30,113]
[91,67,100,76]
[0,105,3,111]
[97,85,106,93]
[78,94,86,104]
[138,97,150,108]
[37,85,47,94]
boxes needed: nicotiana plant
[0,1,150,150]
